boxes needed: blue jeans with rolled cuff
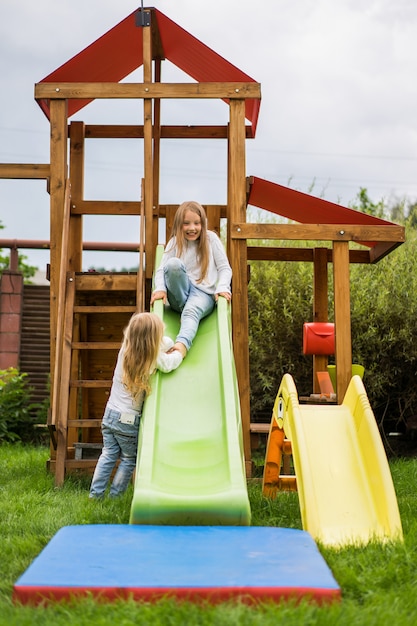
[164,257,215,350]
[89,408,140,498]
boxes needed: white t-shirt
[154,231,232,296]
[106,337,182,415]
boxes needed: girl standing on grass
[89,312,183,499]
[150,201,232,358]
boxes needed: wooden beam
[0,163,50,179]
[70,200,141,215]
[231,223,405,243]
[84,125,253,139]
[35,82,261,101]
[369,241,404,263]
[247,246,371,264]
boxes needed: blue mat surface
[14,525,340,604]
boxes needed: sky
[1,0,416,272]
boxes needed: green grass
[1,444,417,625]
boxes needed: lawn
[1,444,417,625]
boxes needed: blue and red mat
[13,525,340,604]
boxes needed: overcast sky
[1,0,416,272]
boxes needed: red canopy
[247,176,396,248]
[36,8,260,136]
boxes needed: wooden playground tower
[0,7,405,484]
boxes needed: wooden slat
[21,285,50,408]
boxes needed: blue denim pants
[89,408,140,498]
[164,257,215,350]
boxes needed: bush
[0,368,36,443]
[248,228,417,440]
[248,257,313,415]
[349,228,417,434]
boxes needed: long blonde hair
[121,312,164,401]
[171,201,210,283]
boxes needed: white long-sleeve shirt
[106,337,182,415]
[154,231,232,296]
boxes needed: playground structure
[0,6,405,484]
[4,5,407,605]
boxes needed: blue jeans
[164,257,215,350]
[89,408,140,498]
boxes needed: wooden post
[49,99,68,415]
[142,12,154,287]
[313,247,329,392]
[152,58,162,283]
[333,240,352,401]
[228,99,252,475]
[68,121,85,272]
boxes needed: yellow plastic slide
[265,373,403,547]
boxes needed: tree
[349,187,386,218]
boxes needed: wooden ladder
[50,179,146,486]
[52,271,140,485]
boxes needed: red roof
[37,8,260,135]
[248,176,397,248]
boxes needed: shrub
[0,368,36,443]
[248,257,313,415]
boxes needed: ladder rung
[70,380,112,388]
[64,459,99,470]
[73,306,137,313]
[68,419,102,428]
[250,422,270,433]
[72,342,120,349]
[75,273,138,291]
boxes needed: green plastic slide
[129,250,251,526]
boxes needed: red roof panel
[37,8,260,133]
[248,176,395,248]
